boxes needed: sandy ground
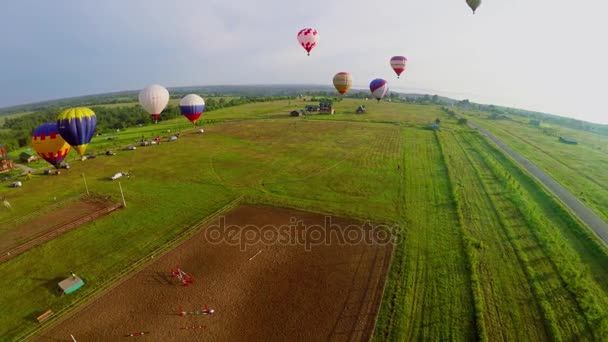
[37,205,393,342]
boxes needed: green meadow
[0,100,607,341]
[464,112,608,223]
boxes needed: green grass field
[1,100,608,341]
[463,112,608,224]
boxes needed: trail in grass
[443,127,593,340]
[376,128,475,341]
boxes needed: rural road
[14,163,36,174]
[462,116,608,245]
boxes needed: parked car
[110,172,128,180]
[105,150,116,156]
[125,145,137,150]
[140,141,149,146]
[61,163,70,169]
[8,181,22,187]
[169,135,178,142]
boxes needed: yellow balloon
[333,72,353,95]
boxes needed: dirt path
[37,205,393,342]
[462,116,608,244]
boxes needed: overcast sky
[1,0,607,123]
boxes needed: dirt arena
[37,205,393,341]
[0,195,121,263]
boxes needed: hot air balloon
[466,0,481,13]
[179,94,205,125]
[57,107,96,157]
[297,28,319,56]
[333,72,353,95]
[32,123,71,169]
[139,84,169,122]
[390,56,408,79]
[369,79,389,102]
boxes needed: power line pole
[82,173,89,195]
[118,181,127,208]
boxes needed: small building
[559,137,578,145]
[319,100,334,114]
[57,275,85,295]
[0,144,13,173]
[20,152,38,163]
[305,105,319,112]
[0,156,13,173]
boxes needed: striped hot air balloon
[333,72,353,95]
[57,107,97,157]
[32,122,71,169]
[369,79,389,102]
[297,28,319,56]
[179,94,205,125]
[390,56,408,79]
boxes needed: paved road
[463,117,608,245]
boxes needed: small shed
[20,152,38,163]
[57,276,85,295]
[559,137,578,145]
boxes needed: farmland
[463,112,608,224]
[0,99,607,341]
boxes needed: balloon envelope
[333,72,353,95]
[57,107,96,156]
[390,56,408,78]
[369,79,389,102]
[32,123,71,169]
[297,28,319,56]
[139,84,170,121]
[466,0,481,13]
[179,94,206,124]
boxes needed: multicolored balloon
[179,94,205,125]
[466,0,481,13]
[333,72,353,95]
[57,107,96,156]
[369,79,389,102]
[390,56,408,79]
[297,28,319,56]
[32,123,71,169]
[139,84,170,122]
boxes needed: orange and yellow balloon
[32,122,71,169]
[333,72,353,95]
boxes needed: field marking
[248,249,263,261]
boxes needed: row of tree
[0,96,295,151]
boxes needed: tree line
[0,96,294,151]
